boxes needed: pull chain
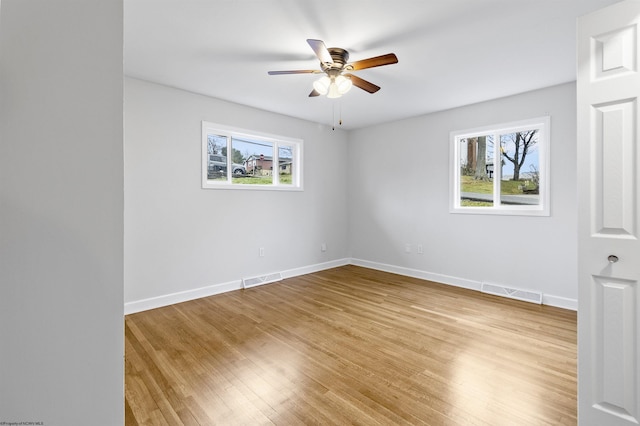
[331,100,344,131]
[332,102,335,130]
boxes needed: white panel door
[578,1,640,425]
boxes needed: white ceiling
[124,0,620,130]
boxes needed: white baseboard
[124,258,351,315]
[351,258,577,311]
[125,257,576,314]
[124,280,242,315]
[281,258,351,279]
[542,294,577,311]
[350,258,482,292]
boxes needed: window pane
[232,137,273,185]
[499,130,540,206]
[207,134,228,181]
[450,116,548,216]
[202,122,303,191]
[459,135,493,207]
[278,144,294,185]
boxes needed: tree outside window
[451,116,550,216]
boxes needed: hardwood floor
[125,265,577,425]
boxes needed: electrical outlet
[321,243,327,252]
[417,244,424,254]
[259,247,265,257]
[405,243,411,253]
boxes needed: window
[202,122,303,190]
[450,116,550,216]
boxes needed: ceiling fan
[268,39,398,98]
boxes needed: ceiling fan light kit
[268,39,398,99]
[314,75,353,98]
[312,76,330,95]
[333,75,353,96]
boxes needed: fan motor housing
[321,47,349,73]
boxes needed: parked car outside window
[208,154,246,178]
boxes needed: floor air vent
[481,282,542,305]
[242,272,283,289]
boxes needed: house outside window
[202,122,303,190]
[450,116,550,216]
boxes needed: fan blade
[346,74,380,93]
[349,53,398,71]
[268,70,320,75]
[309,89,320,97]
[307,39,333,64]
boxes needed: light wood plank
[125,265,577,425]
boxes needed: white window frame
[202,122,303,191]
[450,116,550,216]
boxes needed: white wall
[124,78,349,311]
[0,0,124,424]
[125,80,578,311]
[348,83,578,308]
